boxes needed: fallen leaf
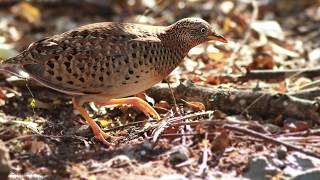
[284,121,310,132]
[246,52,275,70]
[30,140,50,155]
[155,100,171,110]
[181,99,205,112]
[211,129,231,153]
[206,74,236,85]
[251,21,284,40]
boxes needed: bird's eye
[200,28,206,33]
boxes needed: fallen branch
[238,67,320,82]
[146,82,320,123]
[224,124,320,159]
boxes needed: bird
[0,18,227,146]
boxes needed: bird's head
[164,18,227,50]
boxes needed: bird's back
[1,22,186,97]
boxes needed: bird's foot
[95,97,161,120]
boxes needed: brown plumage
[1,18,227,145]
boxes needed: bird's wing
[18,22,162,95]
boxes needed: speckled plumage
[1,18,227,145]
[2,18,226,101]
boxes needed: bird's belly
[99,74,163,98]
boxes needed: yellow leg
[95,97,161,120]
[72,97,112,146]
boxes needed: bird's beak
[207,33,228,43]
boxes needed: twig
[5,134,87,145]
[103,119,157,132]
[197,132,210,176]
[238,67,320,82]
[224,124,320,159]
[275,128,320,137]
[167,80,180,115]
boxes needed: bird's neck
[157,28,192,54]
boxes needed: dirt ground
[1,1,320,179]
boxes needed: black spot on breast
[134,81,139,83]
[131,43,137,49]
[91,31,99,37]
[56,76,62,81]
[151,50,155,54]
[106,72,110,76]
[139,60,143,65]
[81,30,90,37]
[125,76,130,80]
[132,53,137,58]
[79,77,85,82]
[67,55,73,61]
[54,55,60,60]
[71,31,79,38]
[124,56,129,64]
[122,82,126,85]
[93,65,98,70]
[129,69,134,74]
[64,61,71,68]
[99,76,104,81]
[105,62,109,67]
[67,81,74,85]
[47,61,54,69]
[143,54,148,58]
[101,34,108,39]
[67,68,72,73]
[136,75,140,78]
[48,70,54,75]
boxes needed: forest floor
[1,1,320,179]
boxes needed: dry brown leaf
[284,121,310,132]
[206,74,236,85]
[155,100,171,110]
[182,100,205,112]
[30,140,50,155]
[246,52,275,71]
[211,129,231,154]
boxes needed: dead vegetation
[0,0,320,179]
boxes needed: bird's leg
[94,97,161,120]
[72,97,112,146]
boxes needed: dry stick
[151,111,214,146]
[197,132,210,176]
[103,119,158,132]
[223,124,320,159]
[167,80,180,115]
[238,67,320,82]
[5,134,87,145]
